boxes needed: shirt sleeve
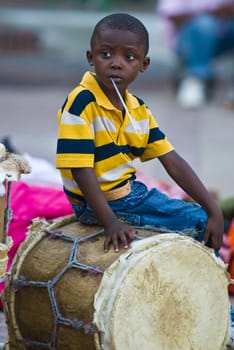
[56,91,95,169]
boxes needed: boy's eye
[126,54,135,61]
[102,51,111,58]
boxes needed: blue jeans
[72,180,207,243]
[175,14,234,80]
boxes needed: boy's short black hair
[90,13,149,55]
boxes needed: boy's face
[87,28,150,98]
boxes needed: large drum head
[94,234,230,350]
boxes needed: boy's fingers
[120,234,129,249]
[127,229,136,241]
[201,229,209,246]
[112,237,119,252]
[104,227,135,253]
[104,237,111,253]
[201,229,223,252]
[211,233,223,253]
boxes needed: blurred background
[0,0,233,199]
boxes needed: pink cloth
[157,0,233,17]
[0,181,73,309]
[219,233,232,264]
[156,0,234,45]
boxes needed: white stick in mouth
[110,78,139,132]
[110,78,132,119]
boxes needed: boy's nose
[110,55,123,68]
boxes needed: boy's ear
[86,50,93,65]
[140,56,150,72]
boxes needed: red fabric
[0,181,73,309]
[219,234,232,264]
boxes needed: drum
[2,215,230,350]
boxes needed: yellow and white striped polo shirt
[56,71,174,197]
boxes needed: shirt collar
[80,71,140,111]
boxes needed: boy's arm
[158,150,224,251]
[71,167,136,252]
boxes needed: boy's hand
[202,209,224,252]
[103,219,136,253]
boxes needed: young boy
[56,13,223,255]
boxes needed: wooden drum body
[2,215,231,350]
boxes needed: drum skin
[2,215,231,350]
[94,235,230,350]
[2,215,157,350]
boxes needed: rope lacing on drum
[10,227,104,349]
[45,229,103,274]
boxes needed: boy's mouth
[108,76,123,83]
